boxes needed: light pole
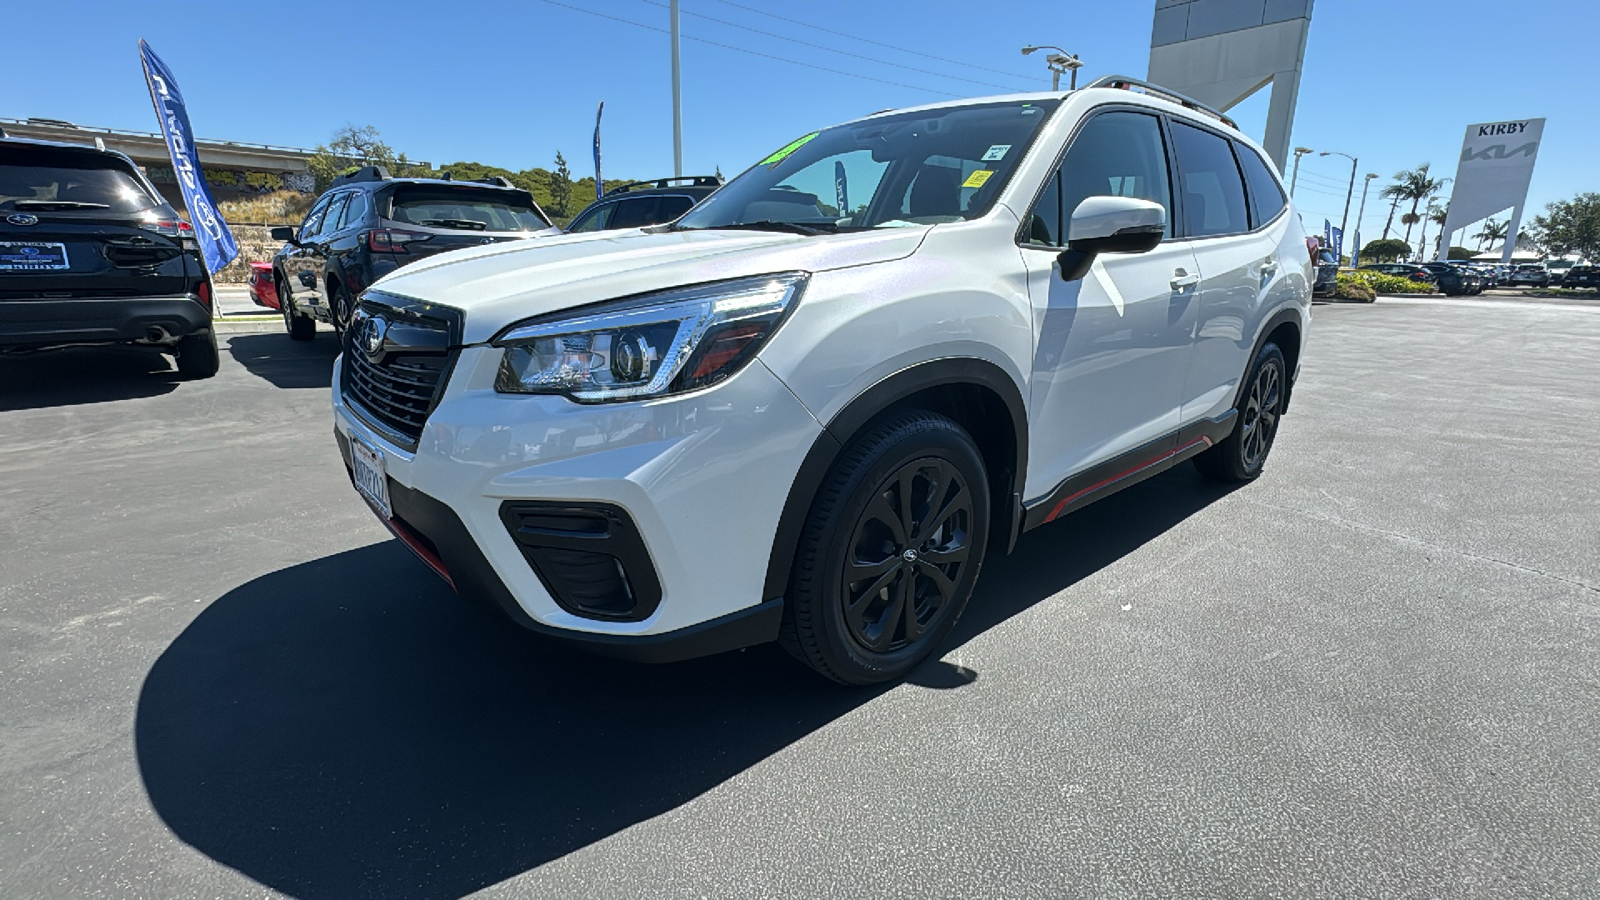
[1021,45,1083,90]
[670,0,682,178]
[1320,150,1357,259]
[1289,147,1313,196]
[1350,173,1377,266]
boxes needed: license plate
[0,241,69,271]
[350,437,392,519]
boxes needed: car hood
[368,226,930,344]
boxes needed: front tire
[780,411,991,685]
[282,281,315,341]
[174,329,220,379]
[1194,342,1286,483]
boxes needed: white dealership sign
[1436,118,1545,263]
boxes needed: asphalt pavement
[1,295,1596,898]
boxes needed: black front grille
[340,294,461,448]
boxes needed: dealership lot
[1,297,1597,897]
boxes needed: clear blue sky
[10,0,1591,247]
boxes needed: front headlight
[493,273,807,401]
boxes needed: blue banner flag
[138,40,237,274]
[834,160,848,217]
[593,102,604,201]
[1330,225,1344,259]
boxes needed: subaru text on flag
[332,77,1312,684]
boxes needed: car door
[283,192,333,308]
[1018,109,1200,496]
[326,189,369,294]
[302,192,349,310]
[1168,121,1273,422]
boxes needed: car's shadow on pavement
[0,345,181,411]
[135,466,1237,899]
[226,332,342,389]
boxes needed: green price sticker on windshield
[760,132,819,167]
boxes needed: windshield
[0,147,162,215]
[388,186,551,232]
[676,99,1060,233]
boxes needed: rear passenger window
[337,191,368,231]
[609,197,661,229]
[1169,122,1249,237]
[1023,111,1172,247]
[317,194,350,237]
[1233,141,1286,228]
[656,195,694,221]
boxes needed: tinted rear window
[1169,122,1249,237]
[387,186,549,232]
[0,147,161,215]
[1233,140,1286,228]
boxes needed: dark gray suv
[270,166,555,340]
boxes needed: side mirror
[1057,196,1166,281]
[270,226,297,243]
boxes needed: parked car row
[257,169,727,339]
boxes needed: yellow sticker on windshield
[760,132,820,167]
[962,169,994,189]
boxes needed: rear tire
[779,411,991,685]
[329,283,354,334]
[174,329,220,379]
[282,282,315,341]
[1194,342,1286,483]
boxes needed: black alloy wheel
[1194,342,1287,483]
[781,411,991,685]
[840,457,974,654]
[1239,357,1282,471]
[329,284,353,334]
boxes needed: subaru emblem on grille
[361,316,389,358]
[6,213,38,226]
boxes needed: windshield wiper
[12,200,112,210]
[419,218,488,231]
[682,220,838,236]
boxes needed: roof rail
[606,175,723,196]
[1082,75,1238,130]
[329,165,391,188]
[476,175,515,188]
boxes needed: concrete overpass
[1,117,318,202]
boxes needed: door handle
[1171,270,1200,289]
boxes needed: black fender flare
[1236,306,1305,413]
[761,357,1029,601]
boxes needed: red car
[248,261,279,310]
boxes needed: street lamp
[1320,150,1358,260]
[1021,45,1083,90]
[1351,173,1378,266]
[1289,147,1313,196]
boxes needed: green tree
[1473,218,1508,251]
[1385,163,1446,248]
[1528,193,1600,263]
[1446,246,1475,260]
[306,125,427,192]
[1361,238,1412,262]
[549,151,573,218]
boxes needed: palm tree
[1389,163,1446,247]
[1379,182,1408,240]
[1474,219,1508,251]
[1425,203,1448,258]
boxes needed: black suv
[0,137,218,376]
[564,176,722,233]
[1562,266,1600,290]
[270,166,555,340]
[1418,262,1483,296]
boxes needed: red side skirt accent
[1043,437,1212,524]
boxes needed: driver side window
[299,194,333,242]
[1023,111,1173,248]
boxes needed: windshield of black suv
[0,146,162,215]
[388,185,551,232]
[674,99,1061,234]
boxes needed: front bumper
[332,345,824,659]
[0,295,210,348]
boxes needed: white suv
[332,77,1311,684]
